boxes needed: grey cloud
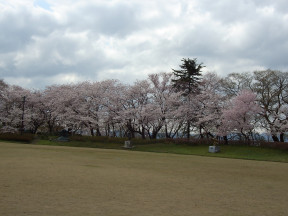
[176,0,288,74]
[252,0,288,14]
[177,27,225,58]
[63,2,140,38]
[196,0,256,23]
[0,7,56,53]
[1,30,128,89]
[1,0,288,89]
[230,15,288,70]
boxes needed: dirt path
[1,142,288,216]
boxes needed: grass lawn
[1,142,288,216]
[33,139,288,163]
[133,143,288,162]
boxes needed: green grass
[35,139,125,149]
[32,139,288,163]
[132,143,288,162]
[1,135,288,162]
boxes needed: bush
[70,135,127,144]
[217,139,288,150]
[0,133,35,143]
[259,141,288,150]
[69,136,214,146]
[130,138,168,145]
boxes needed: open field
[1,142,288,216]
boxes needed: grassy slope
[33,139,288,163]
[133,143,288,162]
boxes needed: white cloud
[0,0,288,89]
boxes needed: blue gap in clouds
[34,0,52,11]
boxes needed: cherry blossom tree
[147,72,183,138]
[194,73,225,138]
[0,84,30,133]
[83,80,124,137]
[97,80,127,137]
[25,90,47,134]
[53,82,105,136]
[219,72,253,97]
[119,80,152,138]
[116,73,184,139]
[0,80,14,133]
[220,90,262,141]
[1,70,287,143]
[41,85,66,134]
[252,70,288,142]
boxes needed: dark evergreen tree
[172,58,204,95]
[172,58,204,138]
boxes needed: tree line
[0,58,288,142]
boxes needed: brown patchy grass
[1,142,288,216]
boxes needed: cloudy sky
[1,0,288,89]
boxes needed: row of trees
[0,59,288,142]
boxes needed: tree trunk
[126,119,136,138]
[48,120,54,134]
[141,127,145,139]
[223,135,228,145]
[105,125,108,137]
[33,126,38,134]
[49,126,53,134]
[199,125,204,139]
[112,124,116,137]
[271,134,279,142]
[90,127,94,136]
[151,131,157,139]
[96,127,101,136]
[151,125,162,139]
[187,121,190,139]
[165,125,171,138]
[206,132,214,138]
[280,133,285,142]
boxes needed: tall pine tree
[172,58,204,95]
[172,58,204,138]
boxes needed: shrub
[69,135,127,144]
[0,133,35,143]
[69,136,215,146]
[259,141,288,150]
[217,139,288,150]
